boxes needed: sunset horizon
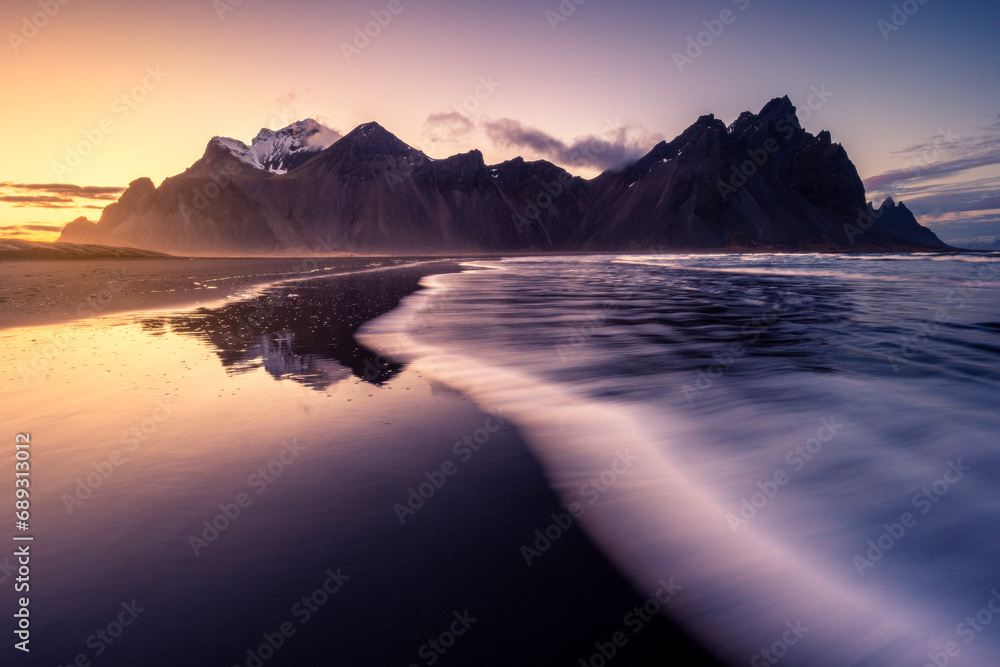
[3,0,998,246]
[2,3,999,667]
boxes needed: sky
[1,0,998,244]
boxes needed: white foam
[358,265,981,665]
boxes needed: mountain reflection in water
[140,263,462,389]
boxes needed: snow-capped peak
[968,235,1000,250]
[210,119,341,174]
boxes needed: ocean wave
[360,255,1000,665]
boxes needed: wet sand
[0,256,474,331]
[0,261,719,665]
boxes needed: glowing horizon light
[2,0,998,243]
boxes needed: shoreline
[4,248,988,332]
[0,256,483,332]
[1,260,722,665]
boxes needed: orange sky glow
[2,0,998,243]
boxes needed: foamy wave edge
[358,261,962,666]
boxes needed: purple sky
[2,0,998,243]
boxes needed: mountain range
[59,97,949,255]
[200,119,341,175]
[962,235,1000,250]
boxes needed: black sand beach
[0,259,718,666]
[0,256,476,331]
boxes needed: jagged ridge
[59,102,949,255]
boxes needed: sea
[2,252,999,666]
[361,252,1000,665]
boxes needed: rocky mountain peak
[335,122,416,157]
[868,198,949,248]
[201,119,340,175]
[66,99,951,255]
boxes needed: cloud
[265,91,341,146]
[862,122,1000,240]
[267,92,303,129]
[917,211,1000,245]
[0,226,30,239]
[482,118,657,171]
[863,127,1000,193]
[20,223,65,231]
[887,177,1000,233]
[0,223,66,239]
[0,182,124,209]
[0,182,124,197]
[0,195,74,205]
[423,111,476,145]
[421,113,660,172]
[305,124,341,149]
[909,191,1000,214]
[880,174,1000,213]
